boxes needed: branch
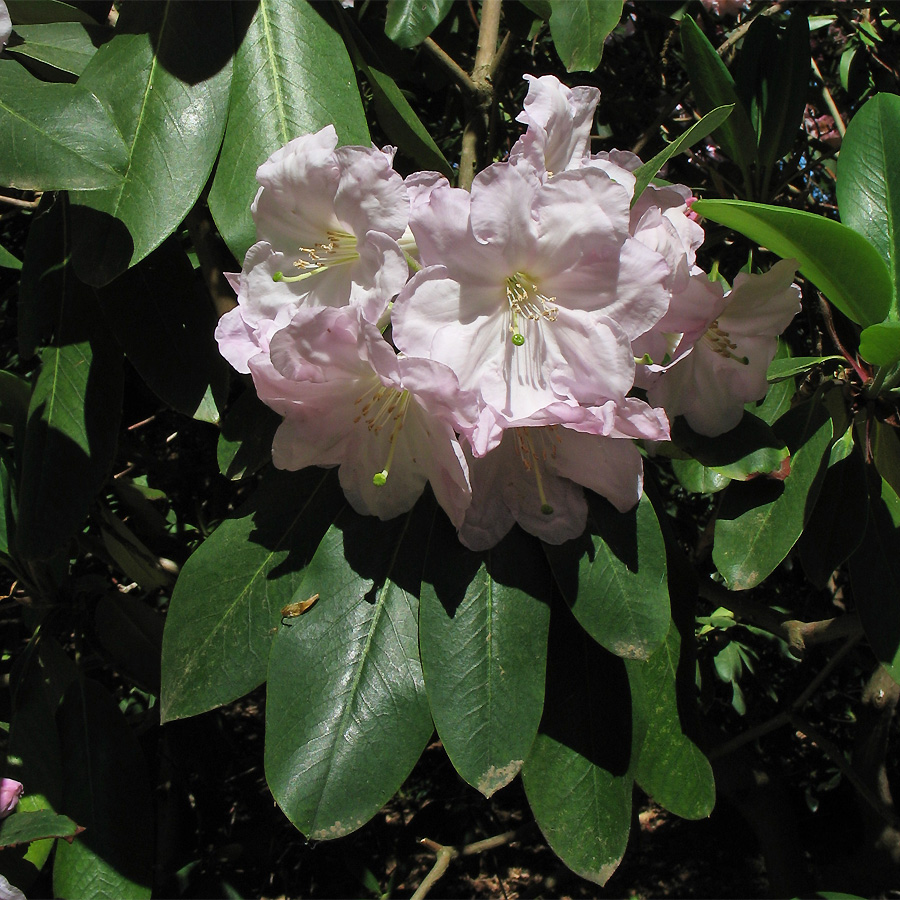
[422,37,477,93]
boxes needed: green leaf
[545,493,669,659]
[208,0,369,264]
[547,0,623,73]
[671,458,731,494]
[521,603,633,886]
[265,505,433,839]
[94,593,164,694]
[0,244,22,270]
[0,60,127,190]
[767,355,845,381]
[16,271,123,561]
[6,1,98,25]
[69,2,234,286]
[671,412,789,481]
[873,419,900,507]
[679,16,758,173]
[850,478,900,684]
[420,522,551,798]
[94,238,227,417]
[632,104,734,203]
[798,439,868,588]
[384,0,452,48]
[713,396,833,590]
[838,93,900,315]
[160,467,344,722]
[693,199,893,327]
[626,623,715,820]
[6,23,109,77]
[0,810,81,848]
[860,321,900,367]
[52,679,153,900]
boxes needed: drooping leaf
[208,0,369,264]
[632,104,734,203]
[160,467,345,722]
[265,504,433,839]
[837,93,900,315]
[384,0,453,49]
[0,60,127,190]
[713,395,833,590]
[521,602,633,886]
[547,0,623,73]
[692,199,893,327]
[52,679,153,900]
[679,16,757,173]
[420,520,551,798]
[0,811,81,849]
[626,623,715,820]
[544,492,669,660]
[6,22,110,76]
[69,2,234,286]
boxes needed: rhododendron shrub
[4,3,899,896]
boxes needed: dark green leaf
[693,198,893,327]
[265,506,433,839]
[52,679,153,899]
[680,16,758,172]
[161,467,344,722]
[860,321,900,367]
[94,594,164,694]
[521,603,633,885]
[69,2,233,286]
[548,0,623,73]
[0,811,81,848]
[6,1,98,25]
[713,396,833,590]
[0,60,127,190]
[544,493,669,660]
[873,419,900,505]
[767,355,845,381]
[626,623,715,819]
[671,412,789,480]
[0,244,22,270]
[208,0,369,263]
[632,104,734,203]
[384,0,452,48]
[6,23,109,76]
[420,523,551,797]
[837,93,900,315]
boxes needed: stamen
[505,272,558,346]
[703,320,749,365]
[272,229,358,283]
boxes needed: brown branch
[0,191,42,210]
[422,37,477,93]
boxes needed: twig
[810,57,847,137]
[422,37,477,93]
[411,830,519,900]
[0,192,42,210]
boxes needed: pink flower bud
[0,779,23,818]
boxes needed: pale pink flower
[647,259,801,435]
[0,779,23,818]
[256,305,475,526]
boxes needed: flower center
[513,427,561,515]
[353,381,411,486]
[505,272,558,346]
[272,229,359,283]
[702,320,749,365]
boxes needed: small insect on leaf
[281,593,319,626]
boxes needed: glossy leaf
[384,0,452,49]
[69,2,233,286]
[94,238,227,418]
[692,199,893,327]
[0,60,127,191]
[626,623,715,820]
[632,104,734,203]
[0,811,81,848]
[6,23,108,76]
[671,458,731,494]
[859,321,900,367]
[713,397,833,590]
[420,522,551,798]
[160,467,344,722]
[837,93,900,314]
[208,0,369,263]
[265,505,433,839]
[849,478,900,684]
[544,492,669,660]
[52,679,153,900]
[671,412,789,481]
[548,0,623,73]
[522,603,633,886]
[680,16,757,172]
